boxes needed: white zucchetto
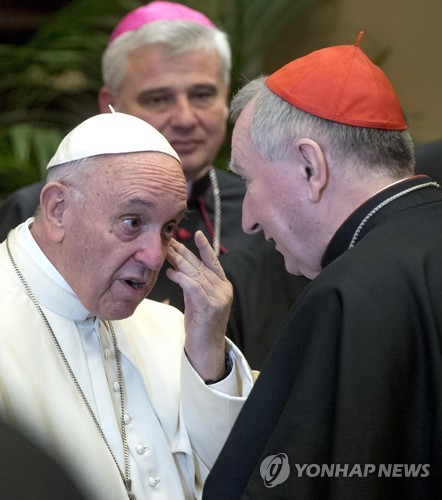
[47,112,181,169]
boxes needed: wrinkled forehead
[90,152,186,194]
[125,44,225,85]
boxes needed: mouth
[171,140,200,154]
[118,276,151,297]
[124,279,146,290]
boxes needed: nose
[242,197,261,235]
[134,232,167,271]
[169,96,198,129]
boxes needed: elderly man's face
[110,45,229,182]
[60,152,187,320]
[230,101,323,279]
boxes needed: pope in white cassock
[0,112,255,500]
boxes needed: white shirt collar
[10,219,91,321]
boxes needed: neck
[321,173,409,255]
[371,174,416,196]
[186,165,212,184]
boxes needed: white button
[105,348,111,359]
[113,381,120,392]
[124,414,132,425]
[136,444,149,455]
[148,477,160,487]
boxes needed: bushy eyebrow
[138,87,171,97]
[138,83,217,99]
[122,198,154,209]
[119,199,188,220]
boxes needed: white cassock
[0,220,255,500]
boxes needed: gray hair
[102,20,231,93]
[45,156,104,205]
[230,77,415,178]
[33,157,91,222]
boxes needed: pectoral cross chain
[124,479,136,500]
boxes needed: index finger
[194,230,227,277]
[169,231,227,280]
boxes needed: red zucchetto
[265,32,407,130]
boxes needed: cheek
[263,192,294,236]
[203,105,228,136]
[69,242,102,287]
[248,184,270,215]
[115,94,137,114]
[67,227,111,277]
[117,98,167,132]
[140,112,169,135]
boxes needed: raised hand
[166,231,233,381]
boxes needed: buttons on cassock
[148,477,160,487]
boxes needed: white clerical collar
[17,218,74,293]
[11,219,91,321]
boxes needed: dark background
[0,0,73,45]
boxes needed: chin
[100,303,140,321]
[284,259,307,278]
[285,266,303,277]
[182,162,208,181]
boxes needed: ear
[39,182,69,243]
[296,138,328,203]
[98,86,116,114]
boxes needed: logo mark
[260,453,290,488]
